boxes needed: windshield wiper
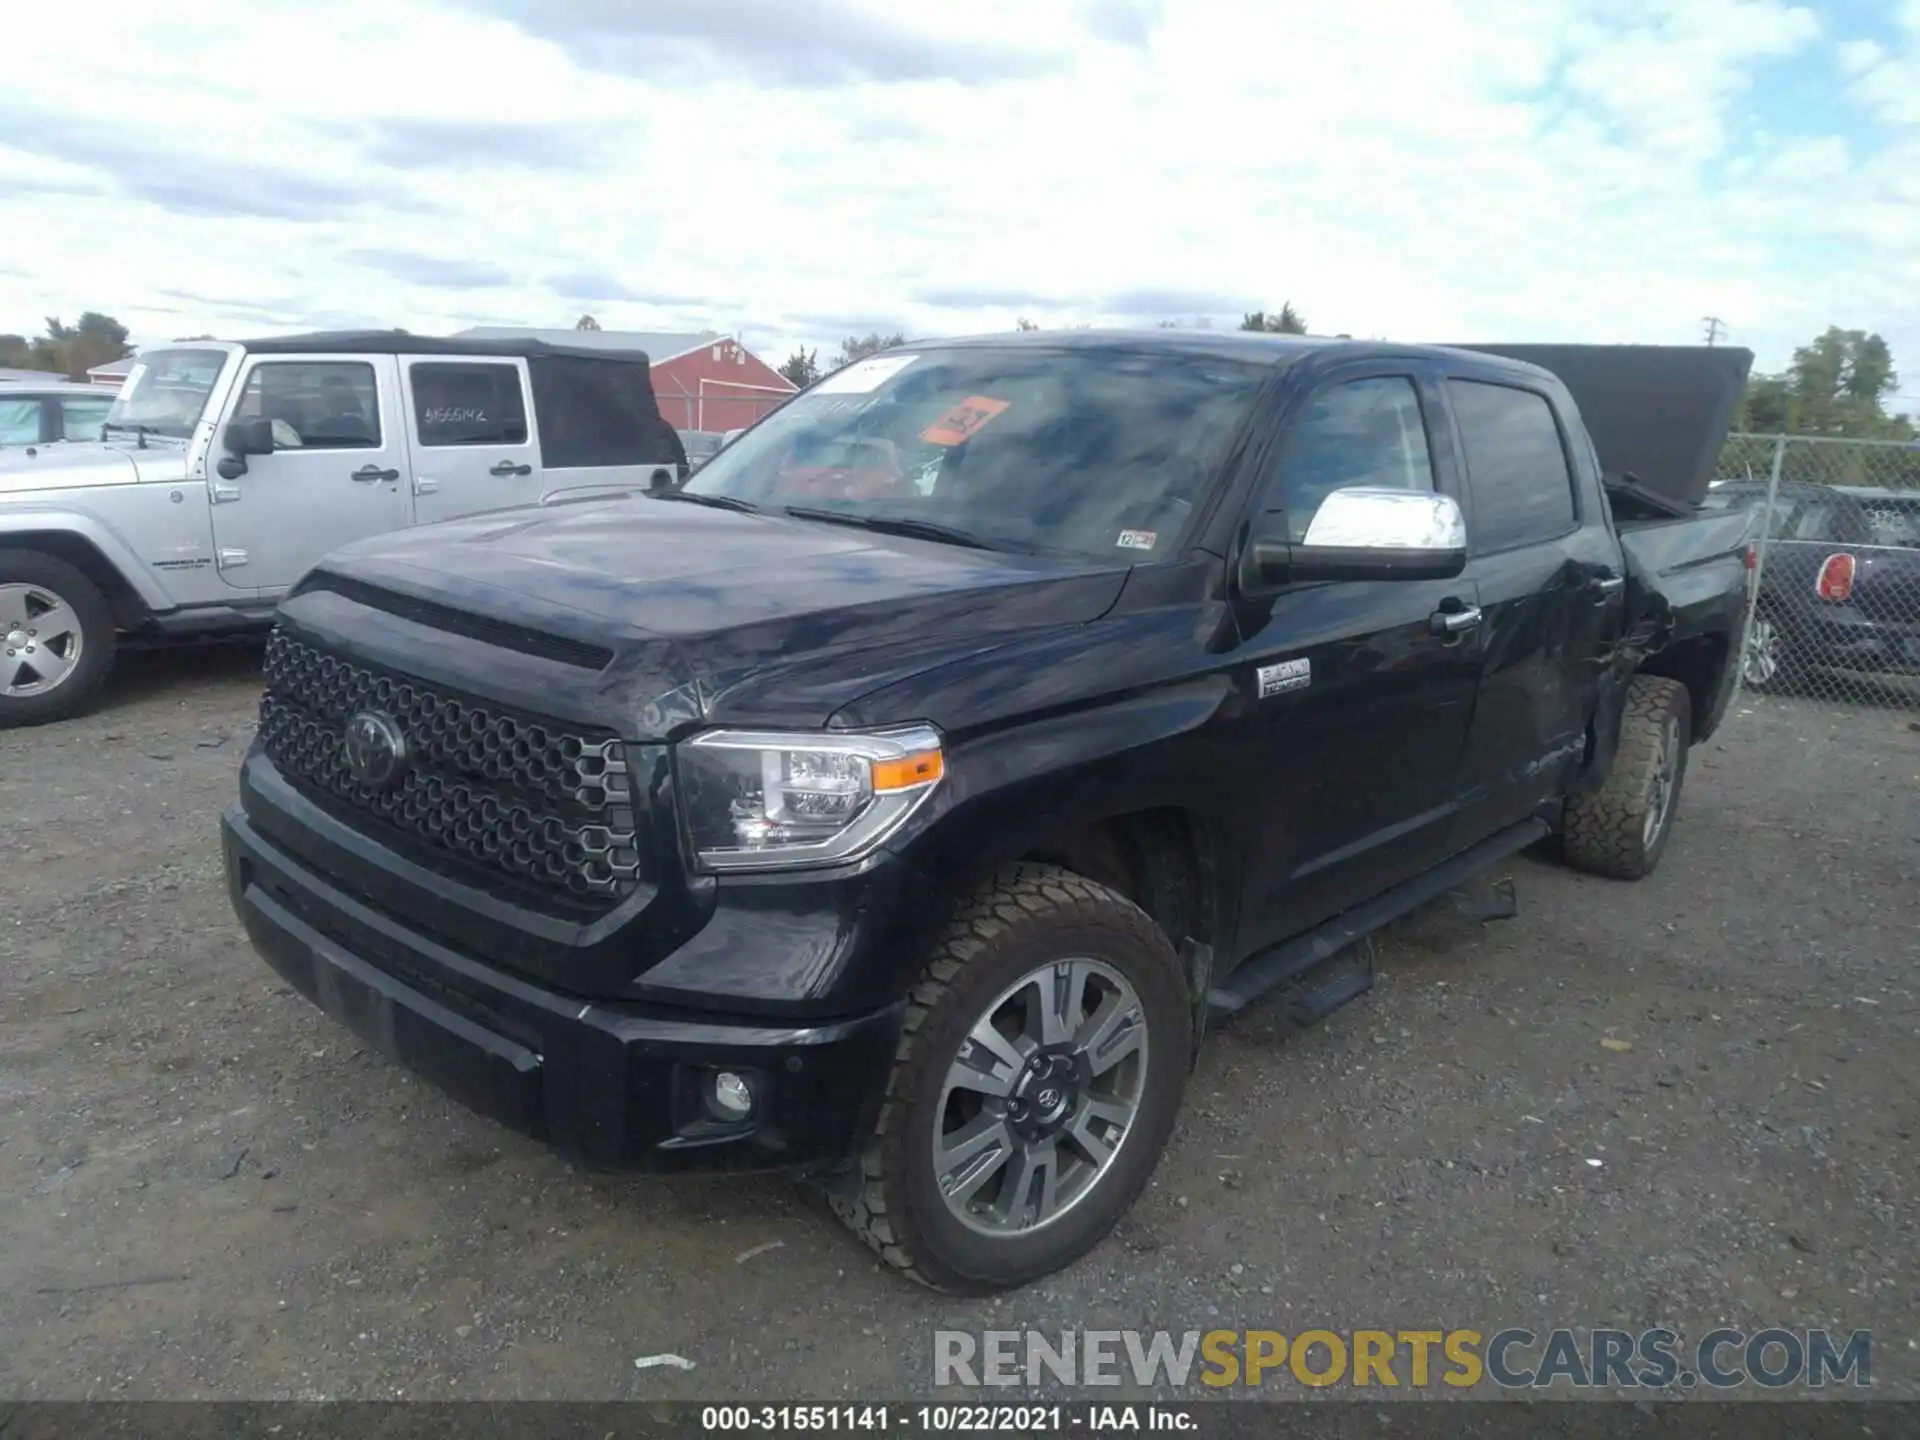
[780,507,1008,553]
[100,421,157,449]
[648,489,760,514]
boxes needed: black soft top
[236,330,686,471]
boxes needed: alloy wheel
[0,583,85,698]
[931,958,1150,1237]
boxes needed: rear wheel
[1561,675,1691,880]
[829,864,1191,1293]
[0,552,115,728]
[1741,612,1799,692]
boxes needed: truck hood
[0,442,146,494]
[298,498,1129,734]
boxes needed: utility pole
[1701,316,1727,346]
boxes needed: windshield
[684,347,1270,559]
[103,348,228,439]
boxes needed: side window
[60,397,113,441]
[0,397,42,445]
[1447,380,1577,551]
[411,363,528,447]
[236,362,381,449]
[1262,376,1435,542]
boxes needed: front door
[209,355,411,592]
[399,357,545,525]
[1230,366,1482,956]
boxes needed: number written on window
[412,364,528,447]
[1448,380,1577,551]
[1263,376,1436,542]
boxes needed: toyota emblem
[343,710,409,790]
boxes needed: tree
[575,314,601,331]
[15,313,134,380]
[1240,303,1308,335]
[832,331,906,368]
[1015,317,1040,331]
[1735,326,1912,439]
[778,347,821,389]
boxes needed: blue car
[1706,481,1920,690]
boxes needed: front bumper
[223,805,904,1171]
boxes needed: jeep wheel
[0,553,116,728]
[830,863,1191,1293]
[1561,675,1691,880]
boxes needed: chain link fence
[1713,433,1920,715]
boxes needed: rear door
[1230,362,1483,952]
[400,357,545,524]
[207,354,411,592]
[1445,373,1623,833]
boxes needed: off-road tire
[828,863,1191,1293]
[0,550,116,729]
[1561,675,1691,880]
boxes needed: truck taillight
[1815,552,1856,603]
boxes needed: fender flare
[0,504,175,612]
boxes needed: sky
[4,0,1920,400]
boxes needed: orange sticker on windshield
[920,395,1010,447]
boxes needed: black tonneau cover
[1454,344,1753,510]
[240,329,687,472]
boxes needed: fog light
[709,1070,755,1122]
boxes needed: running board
[1207,818,1550,1022]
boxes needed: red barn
[456,327,795,433]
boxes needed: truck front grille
[258,629,641,907]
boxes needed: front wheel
[0,552,116,729]
[829,864,1192,1293]
[1560,675,1691,880]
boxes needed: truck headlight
[677,725,945,872]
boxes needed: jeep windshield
[102,347,228,440]
[682,346,1270,560]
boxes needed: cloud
[1083,0,1159,47]
[1,0,1914,382]
[352,116,612,169]
[0,95,421,221]
[915,285,1065,310]
[441,0,1067,87]
[1100,287,1251,320]
[345,250,513,289]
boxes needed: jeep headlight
[677,725,945,872]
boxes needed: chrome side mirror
[1239,487,1468,596]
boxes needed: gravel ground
[2,649,1915,1401]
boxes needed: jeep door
[208,355,411,592]
[1228,362,1482,954]
[399,357,546,524]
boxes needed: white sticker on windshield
[814,354,919,395]
[1116,530,1158,550]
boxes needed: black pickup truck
[221,331,1754,1293]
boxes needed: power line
[1702,316,1728,346]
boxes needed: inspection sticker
[814,353,920,395]
[1116,529,1158,550]
[1257,657,1311,698]
[921,394,1011,447]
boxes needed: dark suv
[223,332,1751,1291]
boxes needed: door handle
[1590,573,1626,597]
[1430,604,1483,636]
[489,460,533,477]
[351,465,400,483]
